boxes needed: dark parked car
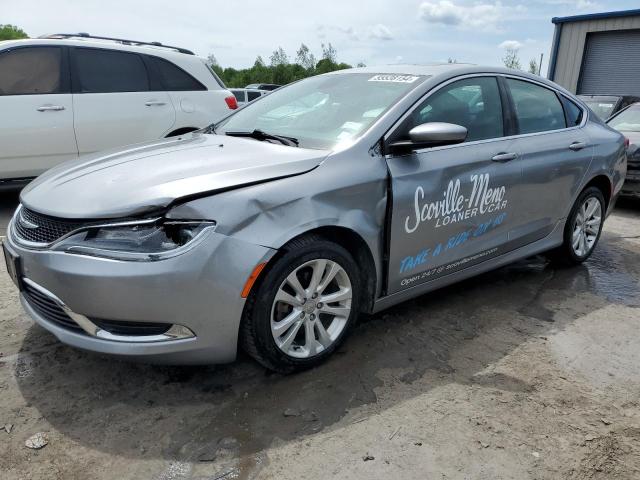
[607,103,640,198]
[578,95,640,121]
[245,83,281,91]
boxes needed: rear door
[71,47,175,155]
[385,75,521,294]
[504,77,592,244]
[0,46,77,178]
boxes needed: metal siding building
[548,9,640,94]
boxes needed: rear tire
[548,186,605,265]
[240,235,361,374]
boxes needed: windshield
[215,73,425,149]
[581,97,619,120]
[608,105,640,132]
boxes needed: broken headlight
[54,219,216,261]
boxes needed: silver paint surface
[9,64,626,363]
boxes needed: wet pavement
[0,195,639,479]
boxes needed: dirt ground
[1,197,639,480]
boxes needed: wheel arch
[583,174,613,210]
[248,225,379,315]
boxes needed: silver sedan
[3,64,626,372]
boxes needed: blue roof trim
[552,8,640,24]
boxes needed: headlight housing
[53,219,216,261]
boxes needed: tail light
[225,95,238,110]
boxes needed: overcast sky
[3,0,639,74]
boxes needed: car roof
[331,63,477,77]
[0,38,203,63]
[328,63,573,95]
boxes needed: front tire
[241,235,361,373]
[550,186,605,265]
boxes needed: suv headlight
[53,219,216,261]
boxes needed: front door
[0,46,77,178]
[71,47,175,155]
[385,76,521,294]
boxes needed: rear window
[608,106,640,132]
[75,48,149,93]
[247,90,262,101]
[0,47,63,95]
[151,57,205,91]
[232,90,246,102]
[581,98,618,120]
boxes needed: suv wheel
[241,235,360,373]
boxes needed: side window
[151,57,206,91]
[399,77,504,143]
[506,79,566,134]
[247,91,261,102]
[562,97,584,127]
[232,90,246,102]
[0,47,63,95]
[75,49,149,93]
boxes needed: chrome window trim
[384,72,588,157]
[22,277,196,343]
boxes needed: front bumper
[5,226,275,364]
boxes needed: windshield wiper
[225,129,299,147]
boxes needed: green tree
[206,53,219,68]
[295,43,316,70]
[212,42,352,88]
[502,48,521,70]
[270,47,289,67]
[0,24,28,40]
[528,58,539,75]
[321,42,337,62]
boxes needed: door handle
[491,152,518,162]
[145,101,167,106]
[569,142,587,151]
[37,105,65,112]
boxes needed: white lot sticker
[368,74,419,83]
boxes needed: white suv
[0,33,238,181]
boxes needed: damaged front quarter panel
[167,146,390,299]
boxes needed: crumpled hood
[21,133,328,219]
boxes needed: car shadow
[13,231,640,471]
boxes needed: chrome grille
[13,207,94,245]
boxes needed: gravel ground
[0,196,639,480]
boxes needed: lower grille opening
[23,283,85,333]
[22,281,173,338]
[91,319,172,336]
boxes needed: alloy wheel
[572,196,602,257]
[270,259,352,358]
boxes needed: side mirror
[389,122,468,152]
